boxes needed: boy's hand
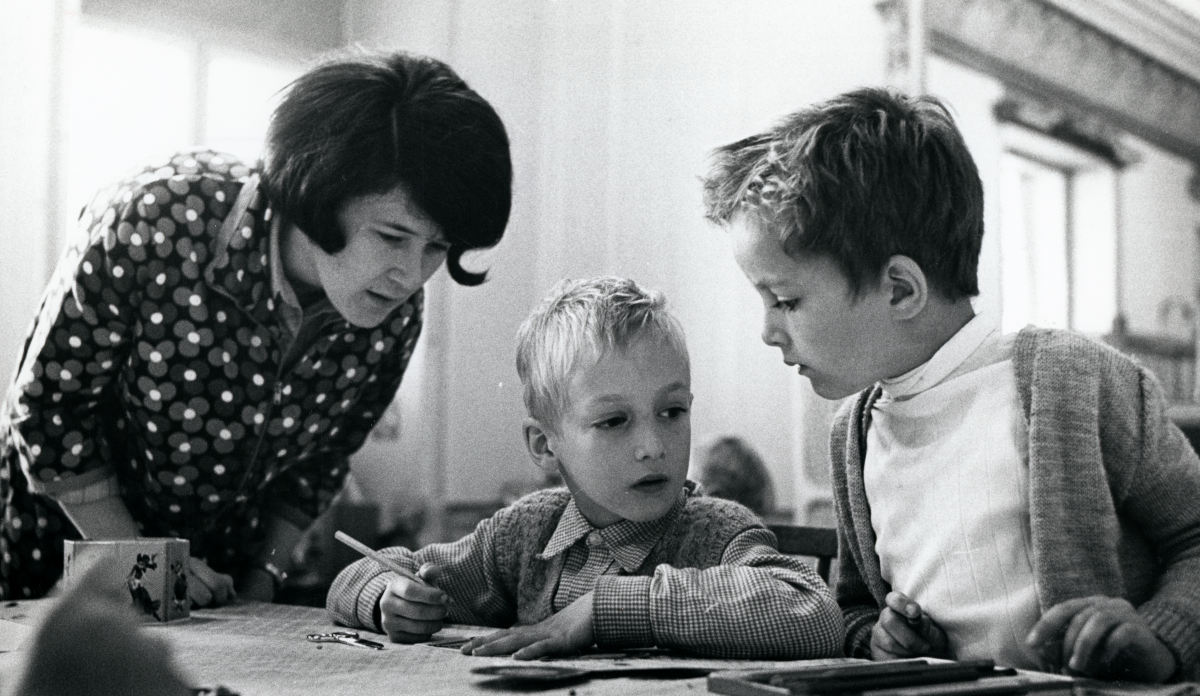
[871,591,949,660]
[1026,596,1176,682]
[379,563,448,643]
[461,591,595,660]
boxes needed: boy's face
[547,333,692,528]
[729,214,897,400]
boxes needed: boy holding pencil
[326,276,843,660]
[702,88,1200,681]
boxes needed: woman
[0,50,512,604]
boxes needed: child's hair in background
[696,436,775,516]
[515,276,689,430]
[701,87,984,301]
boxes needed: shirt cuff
[359,571,396,633]
[593,575,654,649]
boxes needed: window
[997,123,1119,335]
[64,20,300,237]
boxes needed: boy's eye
[593,415,627,429]
[660,406,689,419]
[773,298,799,312]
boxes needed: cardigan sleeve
[1114,364,1200,676]
[326,509,518,633]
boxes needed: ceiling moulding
[925,0,1200,164]
[1040,0,1200,82]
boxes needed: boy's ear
[523,417,559,472]
[880,255,928,320]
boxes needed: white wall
[344,0,888,532]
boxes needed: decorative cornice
[1040,0,1200,82]
[925,0,1200,163]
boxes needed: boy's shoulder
[491,486,573,524]
[680,490,764,533]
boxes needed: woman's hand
[1026,596,1176,682]
[461,592,595,660]
[871,591,949,660]
[379,564,448,643]
[187,557,236,608]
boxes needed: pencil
[334,530,424,584]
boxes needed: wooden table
[0,598,849,696]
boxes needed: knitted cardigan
[831,326,1200,676]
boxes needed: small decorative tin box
[63,538,191,622]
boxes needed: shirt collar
[539,484,691,573]
[880,312,1001,399]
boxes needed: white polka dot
[147,422,158,433]
[82,261,94,274]
[282,417,294,428]
[211,156,225,165]
[60,369,72,380]
[70,443,82,455]
[253,413,264,424]
[241,226,252,239]
[186,209,198,222]
[214,464,226,475]
[184,159,198,168]
[184,370,196,381]
[52,415,62,425]
[154,232,165,244]
[108,304,119,315]
[222,352,231,363]
[250,336,262,347]
[149,389,161,400]
[30,445,41,456]
[374,341,385,351]
[112,266,124,278]
[342,400,351,408]
[174,475,186,485]
[179,442,190,453]
[109,332,121,344]
[142,193,155,205]
[170,504,181,513]
[151,312,163,324]
[69,336,81,348]
[282,385,292,396]
[277,449,287,457]
[252,374,264,386]
[183,408,195,419]
[11,518,21,529]
[219,428,231,439]
[215,190,225,202]
[31,548,41,560]
[208,493,220,503]
[345,368,356,378]
[315,394,326,404]
[217,311,227,322]
[101,360,113,369]
[187,332,200,344]
[221,391,233,402]
[308,423,318,432]
[150,351,162,362]
[130,233,143,246]
[155,273,166,285]
[189,294,201,306]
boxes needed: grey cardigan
[831,326,1200,675]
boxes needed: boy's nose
[634,427,666,460]
[761,316,789,348]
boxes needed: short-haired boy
[326,276,843,659]
[703,88,1200,681]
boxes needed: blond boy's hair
[515,276,688,429]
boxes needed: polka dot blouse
[1,150,423,583]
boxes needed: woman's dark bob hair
[263,50,512,286]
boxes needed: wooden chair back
[767,524,838,584]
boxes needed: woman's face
[315,185,449,328]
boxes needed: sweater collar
[538,482,693,573]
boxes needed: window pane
[66,23,194,234]
[999,153,1070,332]
[206,52,300,164]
